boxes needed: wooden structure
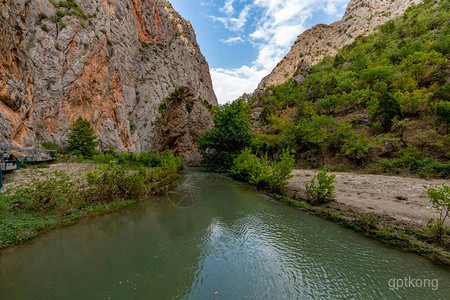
[0,141,57,190]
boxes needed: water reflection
[0,170,448,299]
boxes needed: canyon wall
[0,0,217,163]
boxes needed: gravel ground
[1,163,98,191]
[287,169,450,227]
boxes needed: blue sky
[170,0,350,104]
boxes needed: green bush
[306,169,336,204]
[340,130,377,165]
[423,183,449,241]
[373,93,402,132]
[198,100,254,172]
[435,101,449,133]
[92,152,116,164]
[18,171,76,212]
[85,161,134,202]
[281,115,335,157]
[370,156,449,178]
[85,153,182,203]
[268,150,296,192]
[229,149,294,192]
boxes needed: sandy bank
[287,169,450,227]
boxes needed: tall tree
[66,117,98,158]
[198,100,254,172]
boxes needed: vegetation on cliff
[247,0,449,178]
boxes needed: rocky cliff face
[0,0,217,163]
[256,0,423,92]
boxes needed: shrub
[435,101,449,133]
[306,169,336,204]
[92,152,116,164]
[281,115,335,157]
[268,150,295,192]
[423,183,449,241]
[230,149,270,184]
[84,154,182,202]
[229,149,294,192]
[340,130,377,165]
[136,151,162,167]
[17,171,76,212]
[85,161,132,202]
[41,24,49,32]
[374,93,402,132]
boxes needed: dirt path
[287,169,450,227]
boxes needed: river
[0,170,448,299]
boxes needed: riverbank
[0,160,182,249]
[287,169,449,228]
[276,169,450,266]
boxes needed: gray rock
[293,75,306,84]
[0,0,217,165]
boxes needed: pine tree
[66,117,98,158]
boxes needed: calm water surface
[0,170,448,299]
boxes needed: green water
[0,170,448,299]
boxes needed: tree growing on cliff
[198,100,254,172]
[66,117,98,158]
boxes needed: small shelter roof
[0,141,56,152]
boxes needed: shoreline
[287,169,450,228]
[0,162,181,250]
[2,164,449,266]
[271,169,450,267]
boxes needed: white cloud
[211,0,349,104]
[220,0,235,15]
[220,36,245,44]
[212,5,251,31]
[211,66,268,104]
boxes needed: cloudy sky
[170,0,349,104]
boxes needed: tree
[333,54,345,68]
[435,101,449,134]
[374,92,402,132]
[401,51,447,87]
[66,117,98,158]
[198,100,254,172]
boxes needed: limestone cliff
[256,0,423,92]
[0,0,217,164]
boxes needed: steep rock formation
[256,0,423,92]
[0,0,217,164]
[153,87,213,166]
